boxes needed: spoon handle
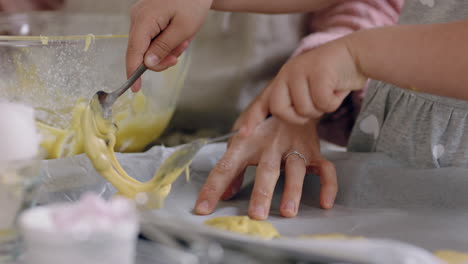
[113,64,148,98]
[206,130,238,144]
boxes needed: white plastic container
[0,101,41,262]
[19,194,139,264]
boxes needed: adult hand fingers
[312,159,338,209]
[235,88,270,137]
[220,171,245,201]
[280,153,307,217]
[248,148,282,220]
[195,145,248,215]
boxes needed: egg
[0,101,40,162]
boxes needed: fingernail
[283,201,296,214]
[196,200,210,214]
[182,41,190,51]
[144,53,160,67]
[324,197,334,209]
[131,84,140,93]
[252,205,266,219]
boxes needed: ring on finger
[283,150,307,165]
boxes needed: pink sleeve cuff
[293,0,404,57]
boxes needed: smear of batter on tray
[204,216,280,239]
[435,250,468,264]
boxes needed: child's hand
[126,0,212,91]
[194,116,337,220]
[240,38,367,135]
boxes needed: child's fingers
[195,144,248,215]
[151,56,178,72]
[332,90,351,108]
[126,7,163,91]
[289,76,323,119]
[127,21,143,92]
[269,81,309,125]
[130,55,178,91]
[310,80,349,114]
[130,78,142,93]
[314,159,338,209]
[248,149,282,220]
[280,153,307,218]
[170,39,191,58]
[157,40,191,71]
[143,18,192,71]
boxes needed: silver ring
[283,151,307,165]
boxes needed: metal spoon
[152,130,238,186]
[96,64,148,119]
[94,62,237,185]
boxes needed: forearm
[348,20,468,100]
[211,0,337,13]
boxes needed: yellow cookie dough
[299,233,364,240]
[204,216,280,239]
[38,92,174,158]
[435,250,468,264]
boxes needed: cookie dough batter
[435,250,468,264]
[38,92,173,158]
[79,96,186,209]
[4,35,175,158]
[204,216,280,239]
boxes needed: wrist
[308,117,320,127]
[343,30,369,80]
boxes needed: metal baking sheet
[37,143,468,263]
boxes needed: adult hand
[126,0,212,91]
[194,116,338,220]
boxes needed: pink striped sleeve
[292,0,404,57]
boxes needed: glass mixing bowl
[0,12,190,159]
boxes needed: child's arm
[238,20,468,133]
[348,20,468,101]
[290,0,404,145]
[293,0,404,57]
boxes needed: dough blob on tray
[204,216,280,239]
